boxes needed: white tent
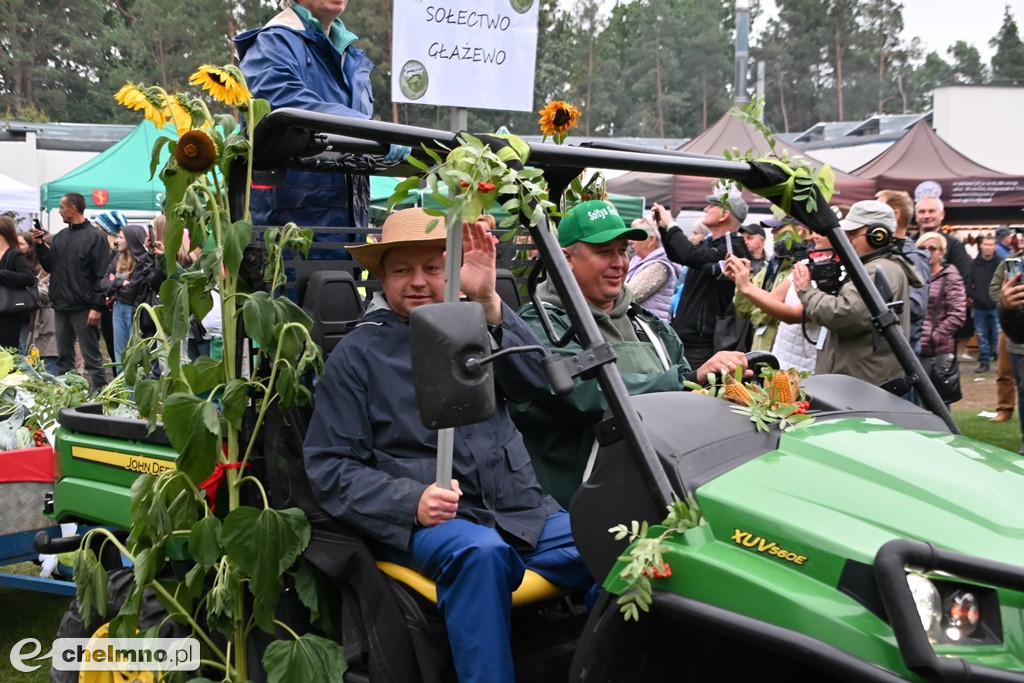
[0,172,40,217]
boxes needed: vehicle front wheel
[570,592,676,682]
[51,568,176,683]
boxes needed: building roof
[0,120,135,153]
[792,121,861,143]
[844,113,929,138]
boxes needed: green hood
[699,417,1024,573]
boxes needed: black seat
[302,270,364,354]
[495,268,521,310]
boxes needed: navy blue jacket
[235,9,375,230]
[303,300,560,552]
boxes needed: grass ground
[954,408,1021,452]
[0,564,70,683]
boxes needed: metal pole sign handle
[435,205,463,489]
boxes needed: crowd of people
[5,1,1022,678]
[5,193,212,392]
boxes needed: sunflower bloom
[189,64,252,106]
[175,129,217,172]
[538,100,581,144]
[166,94,193,137]
[114,83,167,128]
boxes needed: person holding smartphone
[653,189,750,368]
[33,193,110,392]
[994,257,1024,454]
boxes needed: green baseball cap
[557,200,649,248]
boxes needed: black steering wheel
[745,350,780,374]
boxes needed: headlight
[905,574,997,644]
[907,574,942,639]
[944,590,981,641]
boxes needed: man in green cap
[513,200,749,507]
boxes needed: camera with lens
[807,259,844,294]
[795,247,844,294]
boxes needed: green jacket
[511,280,691,507]
[733,258,795,352]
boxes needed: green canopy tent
[40,120,175,212]
[369,175,419,225]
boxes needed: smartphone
[32,218,47,234]
[1005,257,1023,279]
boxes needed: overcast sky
[580,1,1024,64]
[756,0,1024,63]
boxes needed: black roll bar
[255,109,960,501]
[874,539,1024,682]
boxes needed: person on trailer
[235,0,408,255]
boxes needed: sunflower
[538,100,581,144]
[166,94,193,137]
[175,129,217,173]
[114,83,167,128]
[189,64,252,107]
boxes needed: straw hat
[346,208,447,279]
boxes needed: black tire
[51,568,178,683]
[570,592,675,682]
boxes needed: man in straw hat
[303,208,593,683]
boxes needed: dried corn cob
[787,368,801,397]
[724,374,753,406]
[772,370,794,405]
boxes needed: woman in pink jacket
[917,232,968,407]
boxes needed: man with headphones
[792,200,924,388]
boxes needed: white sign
[391,0,539,112]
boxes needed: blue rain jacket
[235,9,375,230]
[303,299,561,553]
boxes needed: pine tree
[948,41,987,84]
[990,5,1024,81]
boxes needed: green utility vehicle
[36,110,1024,683]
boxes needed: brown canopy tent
[671,109,878,212]
[851,120,1024,223]
[604,146,682,209]
[607,109,877,213]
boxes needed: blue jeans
[379,511,593,683]
[973,307,999,364]
[111,300,134,365]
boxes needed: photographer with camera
[792,200,923,388]
[724,216,825,372]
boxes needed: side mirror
[410,302,496,429]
